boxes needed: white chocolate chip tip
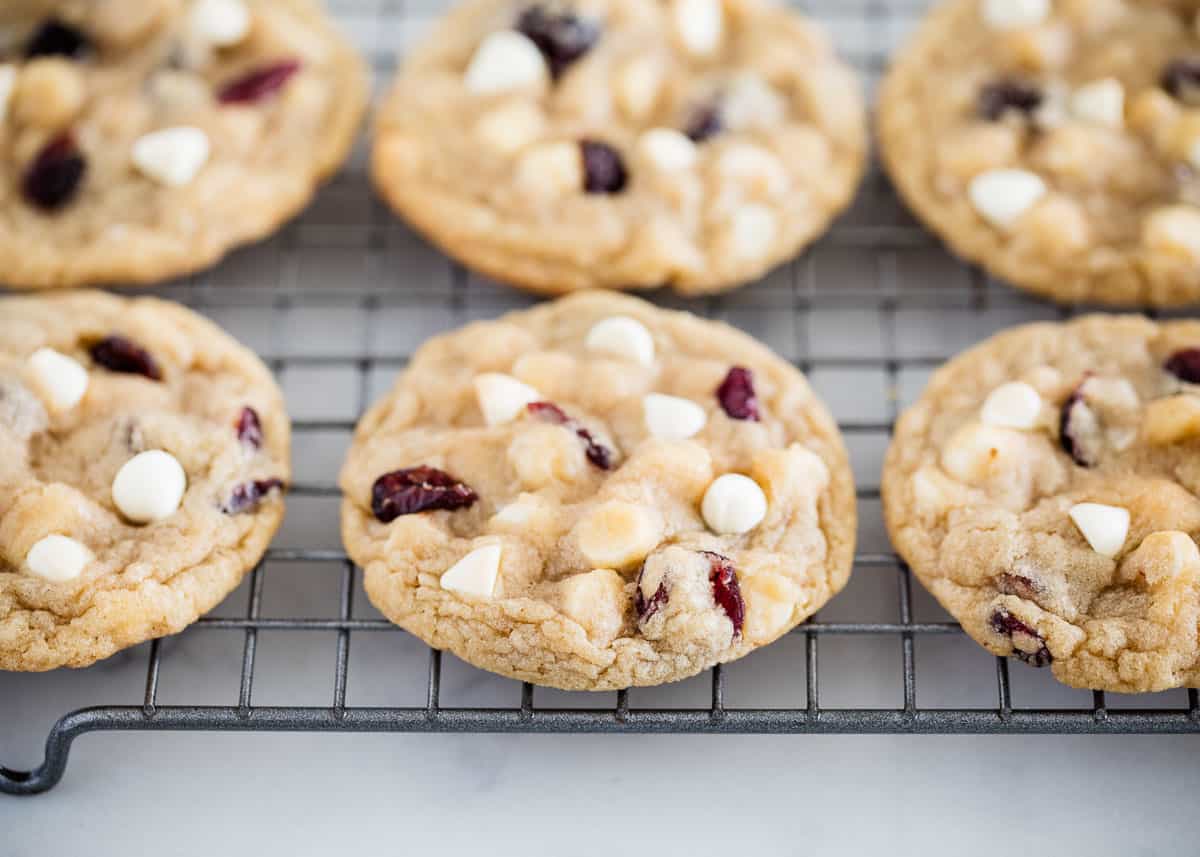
[585,316,655,366]
[132,126,211,187]
[968,168,1047,230]
[112,449,187,524]
[643,392,707,439]
[474,372,542,427]
[673,0,724,55]
[1069,502,1129,558]
[980,0,1049,30]
[639,128,698,172]
[702,473,768,535]
[1069,78,1125,129]
[440,543,502,598]
[25,534,92,583]
[189,0,251,47]
[464,30,548,94]
[27,347,88,412]
[980,381,1042,430]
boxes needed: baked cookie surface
[340,291,855,690]
[880,0,1200,306]
[883,316,1200,692]
[1,292,290,671]
[371,0,866,296]
[0,0,367,290]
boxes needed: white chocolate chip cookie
[339,291,855,690]
[1,291,290,671]
[0,0,367,290]
[880,0,1200,306]
[370,0,866,297]
[883,315,1200,693]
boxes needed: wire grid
[5,0,1200,798]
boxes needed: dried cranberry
[995,573,1042,602]
[580,141,627,194]
[1165,348,1200,383]
[1162,57,1200,103]
[218,59,302,104]
[223,479,285,514]
[25,18,90,59]
[716,367,760,421]
[1059,381,1099,468]
[634,570,669,622]
[515,6,599,79]
[89,336,163,381]
[236,407,264,449]
[989,608,1051,667]
[704,551,744,637]
[22,134,86,211]
[683,104,723,143]
[526,401,613,469]
[978,79,1043,121]
[371,466,478,522]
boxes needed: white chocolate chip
[968,168,1047,230]
[1068,502,1129,558]
[941,422,1023,484]
[1143,206,1200,260]
[560,568,625,645]
[701,473,768,535]
[728,204,778,260]
[643,393,707,439]
[464,30,548,94]
[585,316,655,366]
[1069,78,1124,129]
[491,493,546,527]
[980,381,1042,430]
[673,0,724,56]
[112,450,187,524]
[718,144,790,195]
[639,128,698,171]
[515,141,583,196]
[614,55,664,121]
[722,74,787,131]
[188,0,251,47]
[132,126,211,187]
[980,0,1049,30]
[25,534,92,583]
[440,543,502,598]
[474,101,544,155]
[577,501,663,569]
[0,64,16,124]
[474,372,542,427]
[27,347,88,412]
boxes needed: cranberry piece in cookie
[683,103,723,142]
[716,366,760,421]
[580,141,627,194]
[1165,348,1200,383]
[25,18,90,59]
[223,478,285,514]
[989,608,1052,667]
[371,466,478,522]
[634,566,669,622]
[236,406,264,448]
[526,401,614,469]
[23,134,87,211]
[977,79,1042,121]
[89,336,163,381]
[515,6,599,79]
[704,551,745,637]
[1162,57,1200,104]
[218,59,302,103]
[1059,382,1099,468]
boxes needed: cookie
[0,0,367,290]
[371,0,866,296]
[880,0,1200,306]
[882,315,1200,693]
[1,291,290,671]
[340,291,855,690]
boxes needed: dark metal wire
[5,0,1200,798]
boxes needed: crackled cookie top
[0,292,290,671]
[0,0,367,290]
[883,316,1200,693]
[880,0,1200,306]
[340,291,855,690]
[371,0,865,296]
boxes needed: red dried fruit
[223,478,285,514]
[90,335,163,381]
[995,573,1042,602]
[1059,381,1100,468]
[527,401,613,469]
[218,59,302,104]
[23,134,86,211]
[1165,348,1200,383]
[703,551,744,637]
[236,407,264,449]
[683,104,722,142]
[580,140,627,194]
[371,466,478,522]
[634,569,669,623]
[515,6,599,79]
[989,608,1051,667]
[716,366,760,421]
[25,18,90,59]
[978,79,1043,121]
[1163,57,1200,104]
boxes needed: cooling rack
[4,0,1200,797]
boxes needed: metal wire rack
[4,0,1200,798]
